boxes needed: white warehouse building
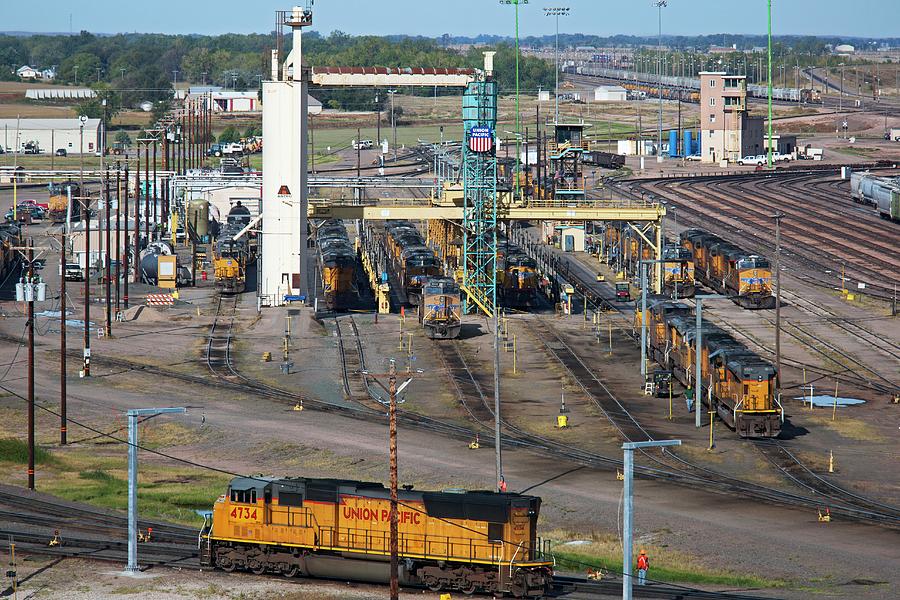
[0,118,102,154]
[594,85,627,102]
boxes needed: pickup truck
[221,142,243,155]
[64,263,84,282]
[353,139,374,150]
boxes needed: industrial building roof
[0,118,102,130]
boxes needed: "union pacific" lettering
[342,506,422,525]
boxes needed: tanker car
[200,475,553,597]
[850,171,900,221]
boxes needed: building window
[709,98,716,107]
[709,114,716,123]
[709,79,716,88]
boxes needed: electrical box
[157,255,177,289]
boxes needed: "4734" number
[230,506,258,521]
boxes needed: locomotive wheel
[460,580,478,595]
[219,558,237,573]
[425,577,443,592]
[250,561,267,575]
[283,565,299,578]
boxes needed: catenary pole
[26,243,35,489]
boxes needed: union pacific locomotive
[385,221,441,305]
[420,277,462,339]
[635,297,782,437]
[212,203,256,294]
[200,476,553,597]
[498,238,539,308]
[680,229,774,309]
[316,219,357,311]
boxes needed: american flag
[468,126,494,153]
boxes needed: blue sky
[4,0,898,38]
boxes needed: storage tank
[684,130,693,156]
[693,131,701,156]
[188,199,209,240]
[668,130,679,157]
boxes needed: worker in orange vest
[636,549,650,585]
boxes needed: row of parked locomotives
[497,237,539,307]
[385,220,442,305]
[201,475,553,597]
[636,297,782,438]
[316,219,358,311]
[212,202,256,294]
[680,229,774,309]
[601,222,696,298]
[850,171,900,221]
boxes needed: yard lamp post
[543,7,570,126]
[654,1,667,153]
[123,407,186,574]
[500,0,528,203]
[622,439,681,600]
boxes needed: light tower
[654,1,667,153]
[543,7,570,125]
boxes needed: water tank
[188,199,209,238]
[669,130,679,157]
[684,130,693,156]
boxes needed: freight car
[850,172,900,221]
[582,150,626,169]
[385,221,441,305]
[200,475,553,597]
[316,219,357,311]
[420,277,462,339]
[47,181,81,223]
[680,229,774,309]
[636,298,782,437]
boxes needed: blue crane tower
[461,61,498,316]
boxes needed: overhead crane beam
[308,203,665,222]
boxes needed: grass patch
[546,530,785,588]
[0,438,57,465]
[805,414,884,442]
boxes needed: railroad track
[630,172,900,300]
[205,294,239,377]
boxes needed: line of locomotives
[635,296,782,437]
[601,223,774,308]
[212,202,256,294]
[200,475,553,597]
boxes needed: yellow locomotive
[420,277,462,339]
[200,475,553,597]
[636,298,781,437]
[316,219,357,311]
[661,246,696,298]
[385,221,441,305]
[680,229,774,309]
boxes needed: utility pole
[766,0,774,168]
[26,243,35,489]
[80,117,91,377]
[388,89,398,161]
[375,92,381,148]
[115,167,121,315]
[134,142,141,285]
[144,143,149,243]
[356,126,361,184]
[104,169,112,337]
[123,164,130,309]
[362,361,417,600]
[59,207,67,445]
[772,213,784,394]
[655,1,667,153]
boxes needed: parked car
[737,155,765,166]
[353,139,374,150]
[684,154,702,161]
[5,205,45,222]
[55,148,67,157]
[772,152,792,162]
[64,263,84,282]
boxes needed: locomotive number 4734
[230,507,259,521]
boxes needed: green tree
[218,126,241,144]
[115,131,132,146]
